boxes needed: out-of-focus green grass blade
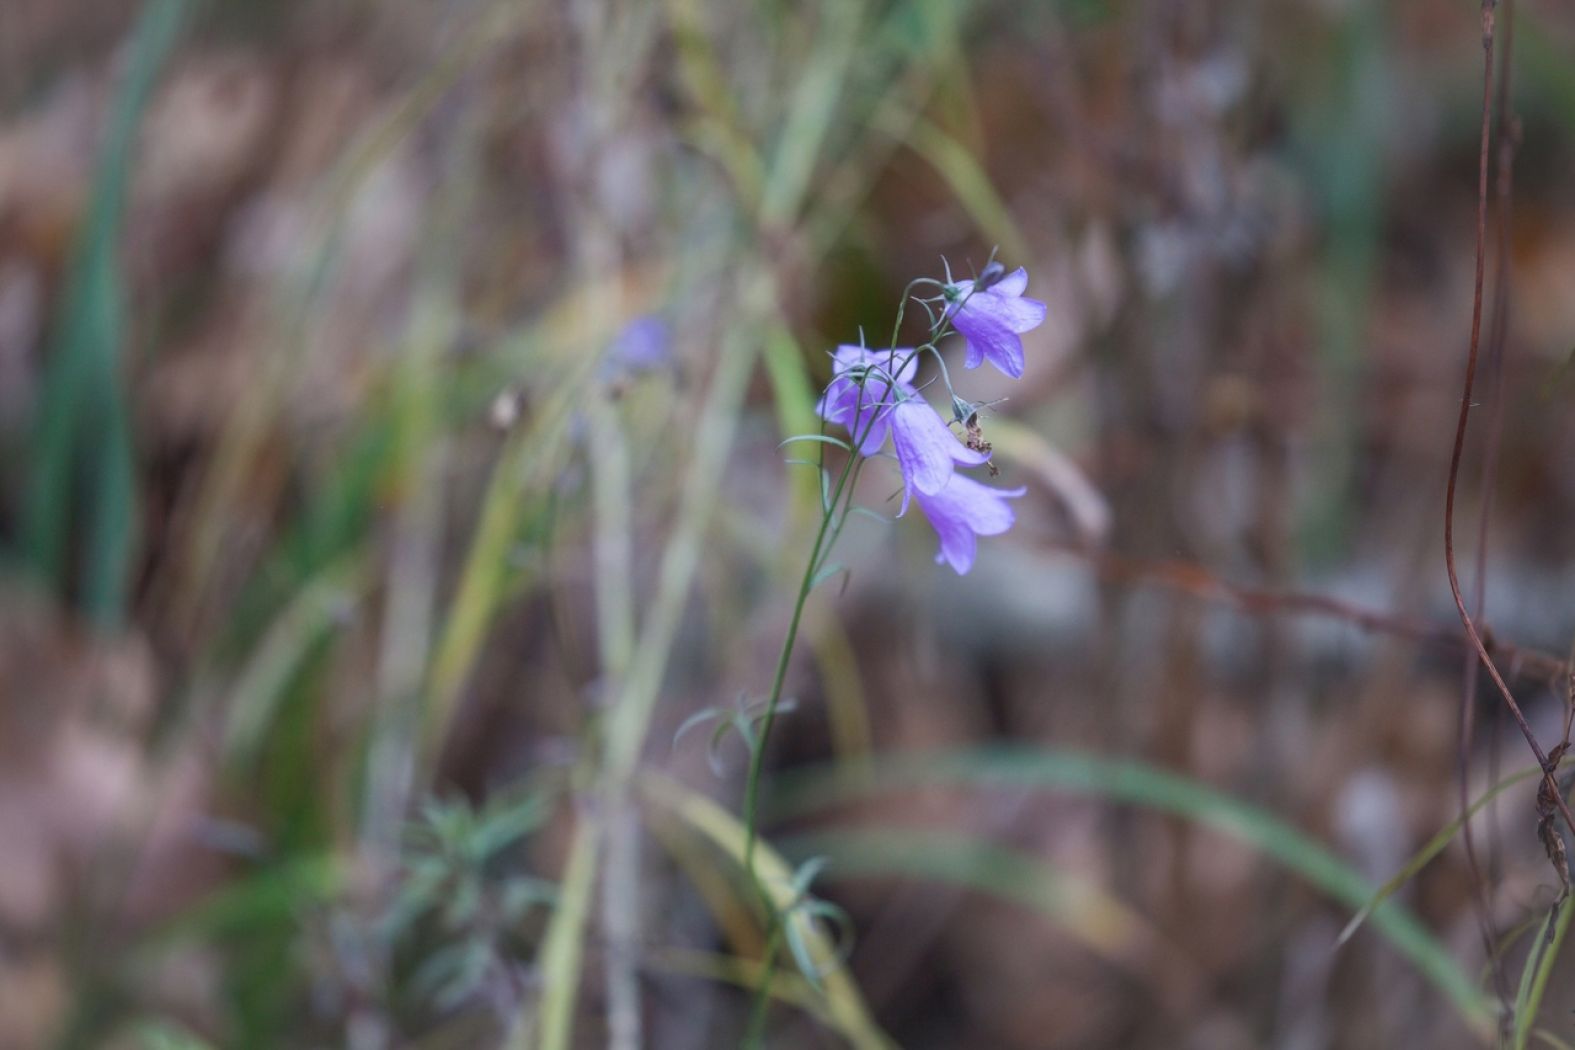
[759,0,864,227]
[776,827,1163,969]
[222,554,367,763]
[640,774,896,1050]
[763,325,822,520]
[1336,760,1548,948]
[645,947,831,1021]
[1513,910,1556,1050]
[1291,4,1388,564]
[807,616,872,761]
[423,399,572,767]
[126,1020,217,1050]
[768,747,1493,1035]
[151,855,342,944]
[1535,1029,1575,1050]
[1517,901,1575,1050]
[22,0,187,627]
[877,113,1031,263]
[178,0,518,629]
[528,814,600,1050]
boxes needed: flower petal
[890,401,960,495]
[935,521,978,574]
[953,476,1027,535]
[910,476,1026,575]
[915,487,979,573]
[991,293,1047,333]
[853,412,890,456]
[991,266,1029,298]
[953,308,1025,378]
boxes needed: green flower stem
[738,304,960,1044]
[742,913,787,1044]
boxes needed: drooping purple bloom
[904,473,1026,575]
[816,345,919,456]
[944,265,1047,380]
[888,399,990,496]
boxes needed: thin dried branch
[1442,0,1575,841]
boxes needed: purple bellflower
[944,264,1047,380]
[815,345,919,456]
[904,473,1027,575]
[888,398,990,495]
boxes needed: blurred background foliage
[3,0,1575,1046]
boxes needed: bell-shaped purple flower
[904,473,1027,575]
[888,399,990,496]
[816,345,919,456]
[945,265,1047,380]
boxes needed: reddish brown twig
[1457,0,1517,1017]
[1443,2,1575,842]
[1044,540,1568,685]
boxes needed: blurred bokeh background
[4,0,1575,1046]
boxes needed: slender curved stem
[738,289,974,1045]
[1442,2,1575,839]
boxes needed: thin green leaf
[768,747,1493,1035]
[847,506,894,526]
[790,856,831,899]
[1337,760,1551,948]
[783,917,821,991]
[22,0,188,627]
[640,776,895,1049]
[776,827,1164,972]
[673,706,726,750]
[127,1020,216,1050]
[1519,900,1575,1049]
[780,434,852,452]
[810,562,851,595]
[501,876,560,919]
[1534,1029,1575,1050]
[1513,911,1557,1050]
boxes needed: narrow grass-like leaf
[128,1020,216,1050]
[1513,910,1557,1050]
[674,706,726,749]
[640,774,895,1050]
[768,747,1493,1035]
[759,0,863,226]
[810,562,851,595]
[530,817,599,1050]
[1337,760,1551,948]
[766,327,824,521]
[1534,1029,1575,1050]
[645,947,829,1022]
[786,899,856,989]
[873,113,1030,263]
[22,0,187,627]
[1518,900,1575,1049]
[847,506,893,526]
[781,434,853,452]
[777,826,1167,974]
[223,555,366,763]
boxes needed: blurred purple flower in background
[905,474,1026,575]
[602,315,671,379]
[816,344,918,455]
[888,398,990,495]
[944,264,1047,379]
